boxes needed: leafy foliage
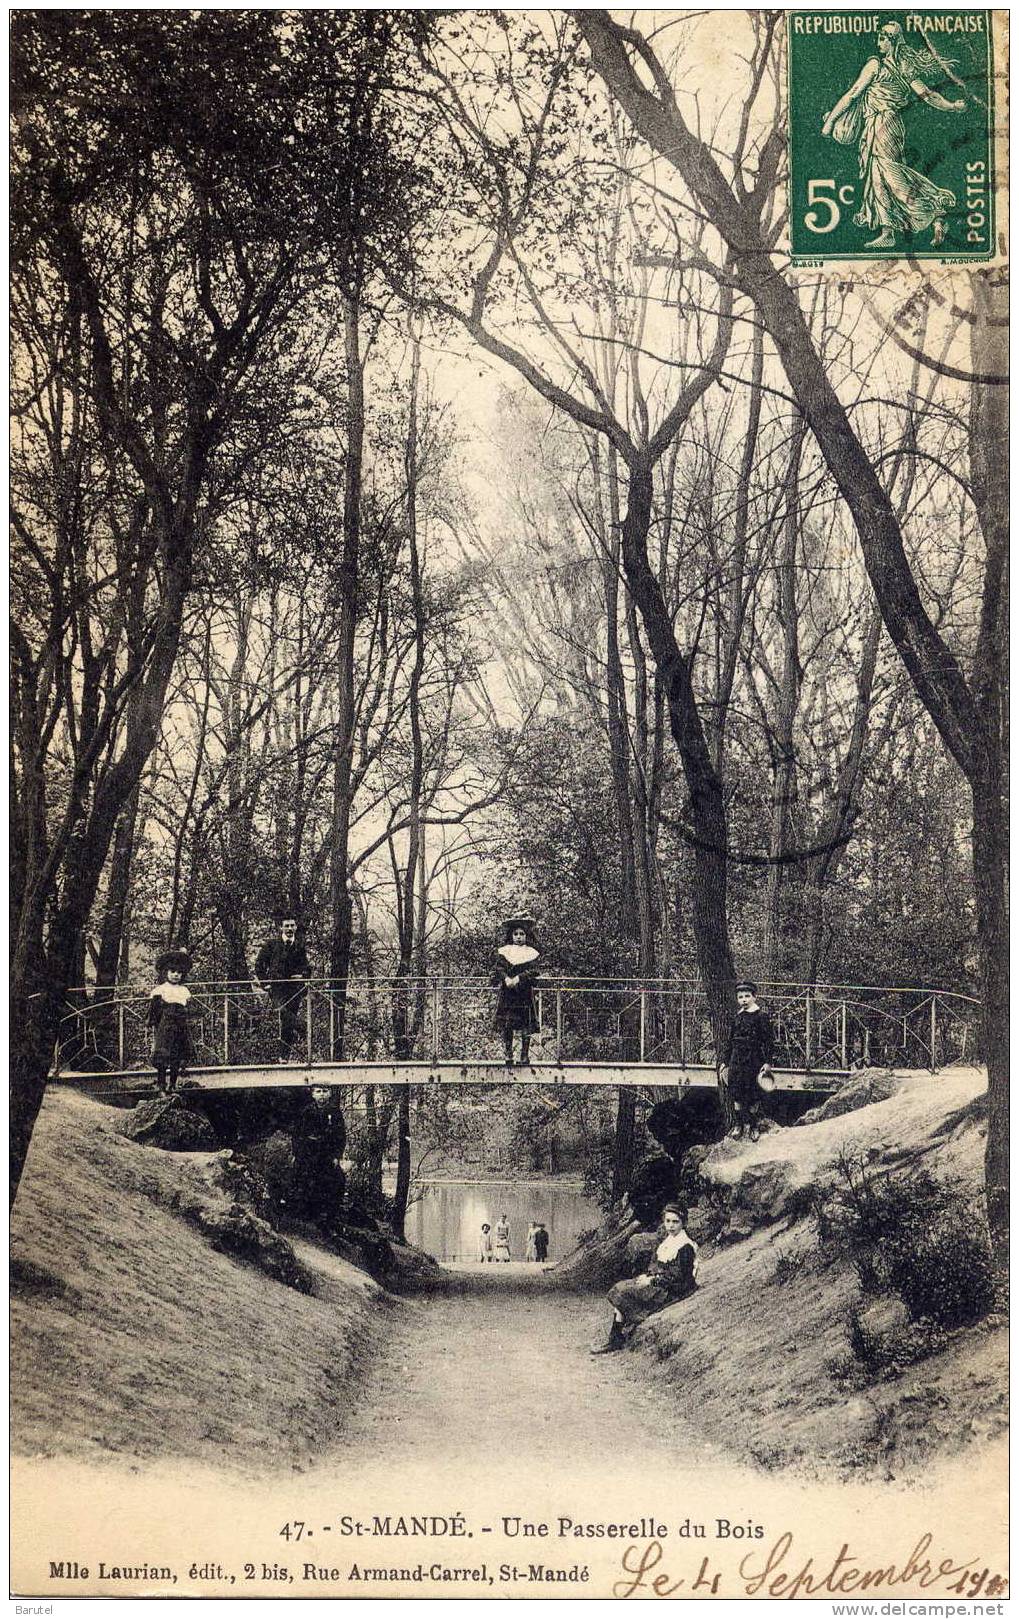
[814,1153,995,1331]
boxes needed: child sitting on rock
[591,1204,698,1354]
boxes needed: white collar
[499,944,538,965]
[153,982,190,1003]
[656,1230,692,1260]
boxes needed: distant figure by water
[492,913,541,1067]
[533,1223,549,1263]
[494,1213,512,1261]
[526,1222,539,1262]
[478,1222,493,1263]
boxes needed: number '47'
[279,1521,307,1541]
[805,178,856,233]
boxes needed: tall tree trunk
[762,416,806,978]
[391,332,425,1241]
[11,540,195,1202]
[619,465,737,1052]
[800,608,882,982]
[93,781,143,1059]
[596,440,639,940]
[713,322,765,770]
[328,292,364,1055]
[968,271,1009,1263]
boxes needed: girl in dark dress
[492,915,541,1067]
[591,1204,698,1353]
[148,949,196,1093]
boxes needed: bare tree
[578,11,1008,1259]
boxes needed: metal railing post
[556,988,563,1065]
[639,989,647,1063]
[306,990,314,1065]
[431,979,440,1063]
[328,994,336,1064]
[930,995,938,1072]
[223,993,230,1066]
[840,1000,848,1071]
[118,1003,126,1070]
[804,989,813,1070]
[679,989,686,1065]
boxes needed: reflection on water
[404,1180,601,1264]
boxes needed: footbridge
[52,976,981,1098]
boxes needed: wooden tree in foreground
[404,16,741,1070]
[8,11,420,1200]
[578,11,1008,1261]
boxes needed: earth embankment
[561,1067,1006,1477]
[10,1089,397,1474]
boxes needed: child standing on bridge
[148,949,196,1094]
[492,914,541,1067]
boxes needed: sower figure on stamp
[722,980,776,1143]
[821,21,965,249]
[492,913,541,1068]
[148,949,197,1094]
[591,1204,698,1354]
[253,916,311,1064]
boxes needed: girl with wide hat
[492,913,541,1067]
[148,948,196,1094]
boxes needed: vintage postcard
[10,6,1008,1605]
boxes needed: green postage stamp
[787,10,995,263]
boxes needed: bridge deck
[53,1059,844,1097]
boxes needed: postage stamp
[788,10,995,263]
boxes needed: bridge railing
[52,977,982,1077]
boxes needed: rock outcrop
[174,1195,316,1294]
[121,1094,218,1152]
[550,1198,644,1289]
[684,1070,984,1238]
[793,1068,899,1126]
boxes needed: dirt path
[338,1263,715,1477]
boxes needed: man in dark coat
[533,1223,549,1263]
[291,1085,346,1235]
[723,979,775,1140]
[253,917,311,1063]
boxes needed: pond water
[403,1180,602,1264]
